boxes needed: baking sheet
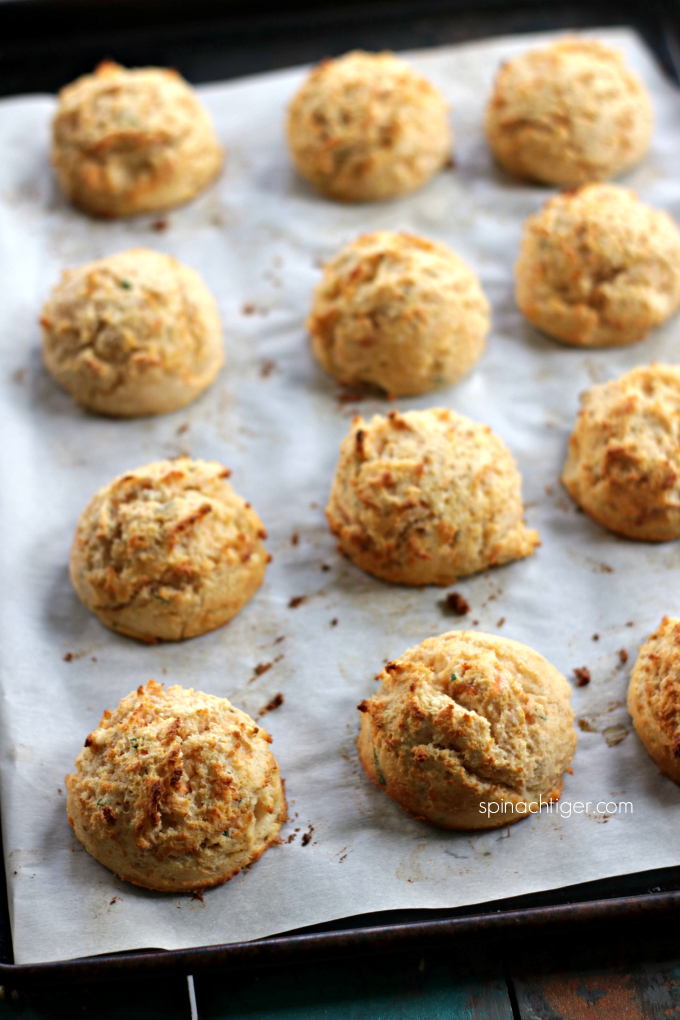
[1,27,680,966]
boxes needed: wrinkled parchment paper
[1,28,680,965]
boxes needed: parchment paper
[1,28,680,966]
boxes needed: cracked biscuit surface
[307,231,489,396]
[66,680,286,891]
[562,365,680,540]
[326,408,539,586]
[515,185,680,347]
[52,61,223,217]
[485,39,652,186]
[358,631,577,829]
[628,617,680,784]
[41,248,224,417]
[286,50,451,202]
[70,458,268,641]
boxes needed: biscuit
[66,680,286,891]
[70,458,268,641]
[326,408,539,585]
[562,364,680,540]
[286,50,451,202]
[41,248,224,417]
[628,617,680,784]
[307,232,489,396]
[515,185,680,347]
[485,39,652,186]
[358,631,577,829]
[52,61,223,217]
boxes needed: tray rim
[2,886,680,985]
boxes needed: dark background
[0,0,678,95]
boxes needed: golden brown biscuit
[307,231,489,396]
[286,50,451,202]
[628,617,680,784]
[485,38,652,186]
[41,248,224,417]
[515,185,680,347]
[326,408,539,585]
[52,61,223,217]
[562,364,680,541]
[358,631,577,829]
[66,680,286,891]
[70,458,268,641]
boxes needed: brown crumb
[260,359,276,378]
[291,532,299,546]
[176,422,189,435]
[592,634,599,641]
[301,825,314,847]
[330,618,338,627]
[151,217,168,232]
[287,833,296,843]
[578,718,596,732]
[289,596,306,609]
[626,621,634,627]
[496,617,505,628]
[444,154,456,169]
[63,652,73,662]
[596,563,614,573]
[109,896,119,905]
[191,890,205,903]
[574,667,591,687]
[321,563,331,572]
[472,619,479,626]
[91,657,97,662]
[274,635,285,644]
[259,692,284,717]
[252,662,272,682]
[242,302,256,315]
[445,592,469,616]
[57,787,62,795]
[619,648,629,664]
[337,389,367,404]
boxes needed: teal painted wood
[197,954,513,1019]
[512,957,680,1019]
[634,960,680,1016]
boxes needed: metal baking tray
[1,0,680,985]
